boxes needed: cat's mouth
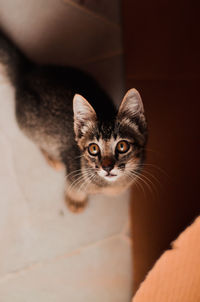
[97,168,119,182]
[106,173,117,178]
[104,173,118,182]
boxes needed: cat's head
[73,89,147,186]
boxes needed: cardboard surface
[133,216,200,301]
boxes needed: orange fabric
[132,216,200,302]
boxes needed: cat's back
[0,30,115,120]
[15,64,116,156]
[17,64,116,121]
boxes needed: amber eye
[88,143,100,156]
[116,140,130,154]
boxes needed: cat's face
[73,89,147,187]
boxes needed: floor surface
[0,1,133,301]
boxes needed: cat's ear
[73,94,97,139]
[118,88,144,118]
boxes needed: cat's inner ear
[73,94,97,138]
[118,88,144,118]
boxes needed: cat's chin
[103,174,119,183]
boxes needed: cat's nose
[101,158,114,173]
[102,165,113,173]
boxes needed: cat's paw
[65,195,88,213]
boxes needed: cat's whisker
[122,171,146,198]
[66,171,88,191]
[65,168,87,178]
[78,172,95,194]
[140,172,160,198]
[65,168,92,181]
[125,171,146,198]
[65,169,83,180]
[129,169,158,199]
[141,169,163,188]
[76,174,94,195]
[140,163,169,177]
[136,174,157,197]
[67,169,94,194]
[134,177,147,199]
[133,175,151,198]
[77,172,93,193]
[67,175,86,194]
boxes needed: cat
[0,30,147,213]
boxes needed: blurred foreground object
[132,216,200,302]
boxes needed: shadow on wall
[0,0,124,104]
[122,0,200,293]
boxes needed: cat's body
[0,30,147,212]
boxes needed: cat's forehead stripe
[89,137,116,152]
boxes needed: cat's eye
[88,143,100,156]
[116,140,130,154]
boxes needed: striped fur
[0,30,147,210]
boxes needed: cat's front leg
[65,186,88,214]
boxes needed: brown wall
[122,0,200,292]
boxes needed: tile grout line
[0,233,122,284]
[61,0,121,30]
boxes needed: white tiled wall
[0,1,133,301]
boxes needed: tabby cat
[0,30,147,212]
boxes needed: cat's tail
[0,29,29,86]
